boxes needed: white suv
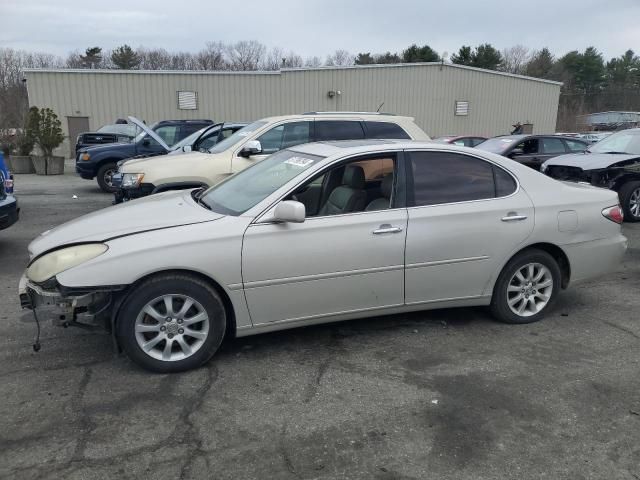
[115,112,429,202]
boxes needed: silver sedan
[20,140,627,372]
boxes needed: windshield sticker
[284,157,314,168]
[501,139,514,143]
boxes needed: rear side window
[542,137,567,154]
[365,121,410,140]
[406,151,516,207]
[315,121,365,141]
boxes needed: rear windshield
[475,137,518,153]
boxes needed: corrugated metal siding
[25,64,560,157]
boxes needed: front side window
[209,121,267,154]
[154,125,180,146]
[200,149,323,216]
[257,121,312,154]
[541,137,567,154]
[407,151,515,207]
[517,138,540,155]
[315,121,365,141]
[365,122,410,140]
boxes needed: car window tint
[518,138,539,154]
[565,139,587,152]
[471,138,485,147]
[407,151,495,206]
[154,125,180,146]
[494,167,517,197]
[315,121,365,141]
[542,137,567,154]
[364,121,410,139]
[351,158,394,180]
[257,122,312,154]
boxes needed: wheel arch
[111,268,237,346]
[612,174,640,192]
[502,243,571,289]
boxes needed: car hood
[28,189,223,258]
[543,152,640,170]
[119,150,217,171]
[80,142,134,155]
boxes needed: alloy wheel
[103,168,116,187]
[506,263,553,317]
[629,188,640,218]
[134,294,210,362]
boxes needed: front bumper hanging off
[19,274,114,330]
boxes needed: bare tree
[325,49,354,66]
[261,47,285,71]
[197,41,227,70]
[226,40,266,71]
[500,45,531,75]
[137,47,172,70]
[305,56,323,68]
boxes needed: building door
[67,117,90,158]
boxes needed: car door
[241,152,407,325]
[539,137,569,165]
[403,149,534,305]
[231,120,313,173]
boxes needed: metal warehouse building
[24,63,561,158]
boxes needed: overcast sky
[1,0,639,60]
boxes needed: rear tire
[490,249,561,324]
[618,181,640,222]
[117,273,226,373]
[97,162,117,193]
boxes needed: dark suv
[76,118,213,192]
[475,134,589,170]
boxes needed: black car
[542,128,640,222]
[475,134,589,170]
[75,122,138,154]
[0,177,18,231]
[76,117,213,192]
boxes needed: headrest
[342,165,365,189]
[380,174,393,198]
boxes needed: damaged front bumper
[19,273,115,331]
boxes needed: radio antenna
[376,102,384,113]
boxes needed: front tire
[97,162,117,193]
[117,273,226,373]
[618,181,640,223]
[490,249,561,324]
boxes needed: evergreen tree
[111,44,141,69]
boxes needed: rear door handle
[373,224,403,234]
[501,214,528,222]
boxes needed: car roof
[258,113,414,123]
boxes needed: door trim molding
[406,255,489,270]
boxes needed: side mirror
[142,138,150,147]
[273,200,305,223]
[509,147,524,158]
[239,140,262,158]
[182,145,192,153]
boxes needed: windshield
[208,121,267,154]
[200,149,323,215]
[588,130,640,155]
[475,137,518,153]
[97,124,137,136]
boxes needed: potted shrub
[9,131,36,174]
[27,107,66,175]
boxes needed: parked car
[75,122,138,154]
[475,134,589,170]
[0,164,18,231]
[433,135,487,147]
[542,128,640,221]
[76,118,214,192]
[111,122,248,200]
[21,140,626,372]
[116,112,429,202]
[0,151,14,195]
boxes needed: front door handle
[501,214,528,222]
[373,224,403,235]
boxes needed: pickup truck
[75,122,137,154]
[75,118,213,192]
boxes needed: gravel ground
[0,168,639,480]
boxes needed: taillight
[602,205,623,224]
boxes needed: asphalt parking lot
[1,168,639,480]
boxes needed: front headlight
[122,173,144,188]
[27,244,108,283]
